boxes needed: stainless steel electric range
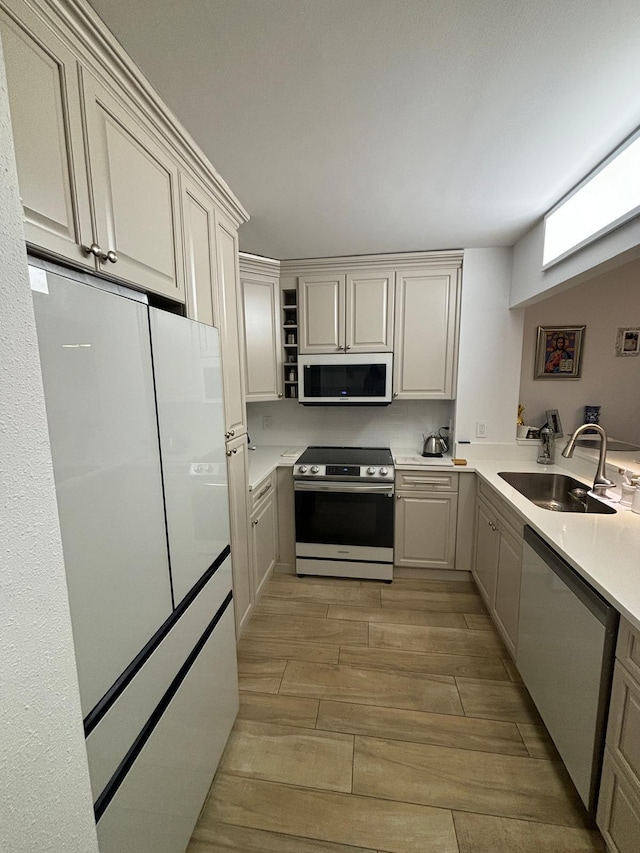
[293,446,394,581]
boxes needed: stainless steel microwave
[298,353,393,405]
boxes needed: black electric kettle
[422,427,449,457]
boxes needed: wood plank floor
[188,575,606,853]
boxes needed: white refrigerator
[31,262,238,853]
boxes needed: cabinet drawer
[96,606,238,853]
[597,748,640,853]
[250,472,276,512]
[617,619,640,684]
[86,557,233,800]
[607,664,640,787]
[395,470,458,492]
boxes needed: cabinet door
[180,175,216,326]
[226,435,252,636]
[345,271,394,352]
[214,208,247,438]
[493,526,522,656]
[251,493,278,600]
[597,749,640,853]
[393,267,459,398]
[299,274,346,353]
[395,492,458,570]
[81,70,185,301]
[0,5,93,265]
[472,498,499,606]
[241,274,283,401]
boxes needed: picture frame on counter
[534,325,585,379]
[545,408,563,437]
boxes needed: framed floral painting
[534,326,585,379]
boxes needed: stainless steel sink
[498,472,616,514]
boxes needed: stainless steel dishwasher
[516,526,619,815]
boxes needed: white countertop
[471,458,640,633]
[247,442,640,631]
[247,445,304,489]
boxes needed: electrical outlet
[262,415,272,430]
[476,421,487,438]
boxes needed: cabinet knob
[393,392,399,398]
[232,448,237,454]
[252,519,259,526]
[105,249,118,264]
[336,346,342,351]
[346,345,351,350]
[229,429,235,437]
[396,494,401,500]
[83,242,104,258]
[278,392,283,398]
[226,450,232,457]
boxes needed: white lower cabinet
[394,470,458,570]
[598,619,640,852]
[472,481,523,657]
[250,473,279,599]
[95,606,238,853]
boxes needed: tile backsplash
[247,399,454,449]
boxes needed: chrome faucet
[561,423,614,497]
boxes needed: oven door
[294,481,394,562]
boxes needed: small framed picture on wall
[615,327,640,357]
[534,325,585,379]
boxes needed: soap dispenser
[537,426,555,465]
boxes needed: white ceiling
[88,0,640,260]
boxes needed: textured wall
[0,41,99,853]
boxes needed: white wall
[0,42,99,853]
[511,217,640,309]
[247,399,453,451]
[519,257,640,444]
[454,248,524,448]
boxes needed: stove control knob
[367,467,376,475]
[298,465,308,474]
[311,465,320,474]
[380,467,389,476]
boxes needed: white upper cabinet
[299,272,394,354]
[240,273,283,402]
[81,70,185,301]
[180,175,217,326]
[393,267,460,399]
[214,208,247,438]
[0,4,93,265]
[299,274,345,353]
[0,0,247,305]
[345,272,394,352]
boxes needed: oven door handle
[294,481,394,495]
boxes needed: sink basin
[498,472,616,514]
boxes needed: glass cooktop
[297,446,393,466]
